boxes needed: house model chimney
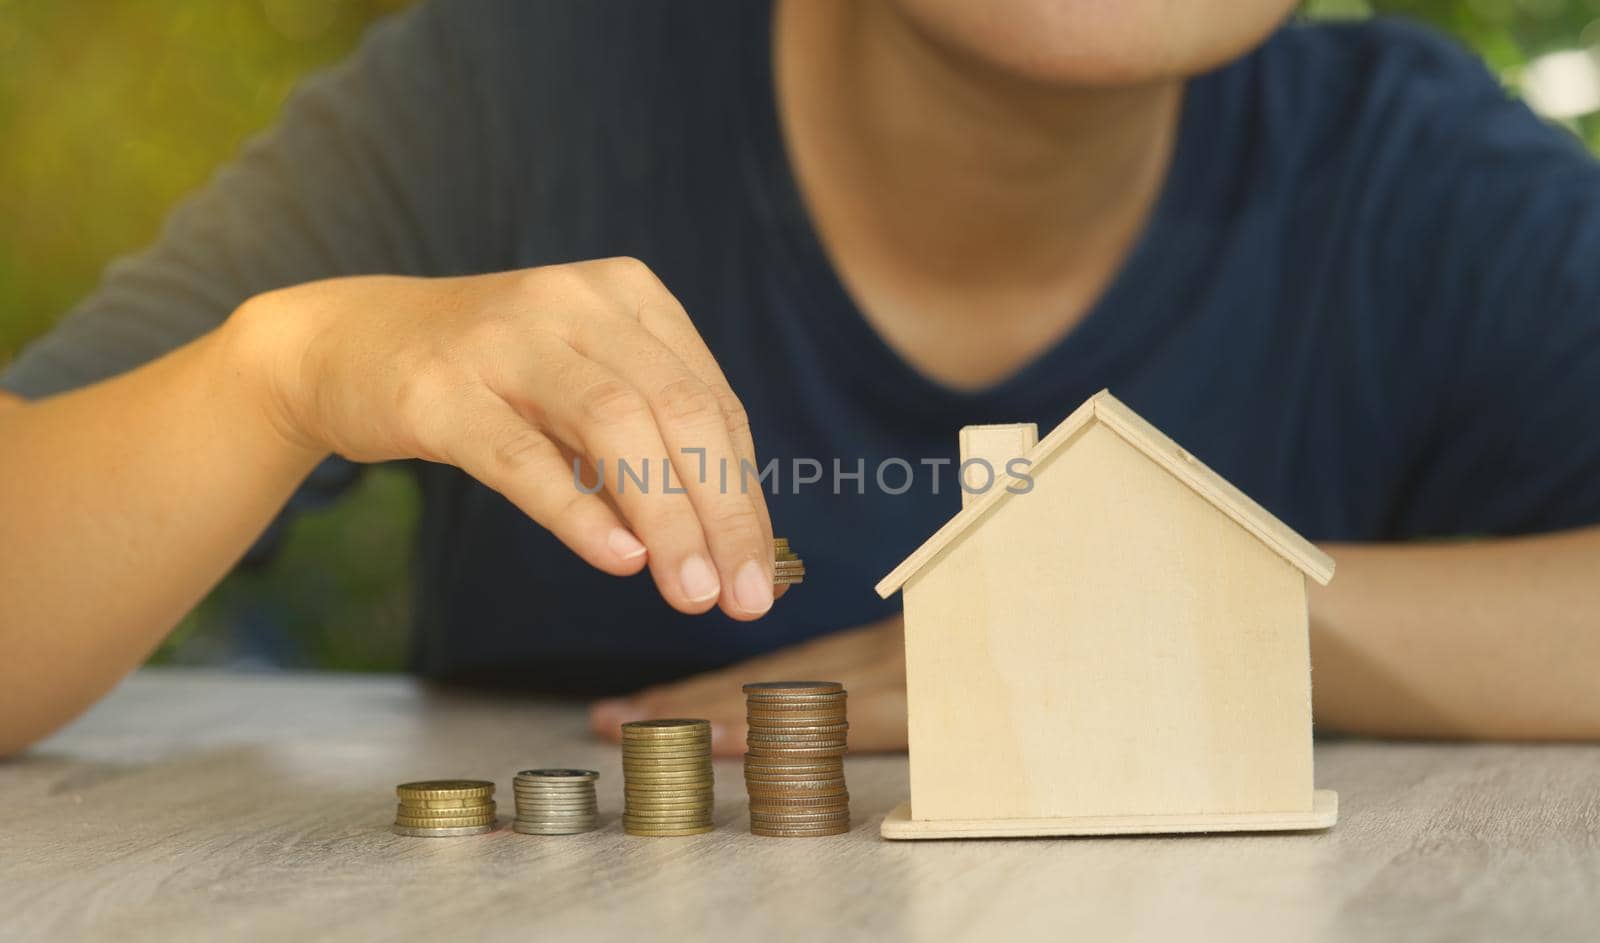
[957,423,1038,508]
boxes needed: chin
[885,0,1299,86]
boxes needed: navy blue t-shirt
[5,1,1600,693]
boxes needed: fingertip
[662,554,721,614]
[607,527,647,561]
[730,559,773,617]
[593,527,649,576]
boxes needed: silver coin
[513,822,597,836]
[514,799,599,809]
[515,768,599,781]
[390,822,498,837]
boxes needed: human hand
[233,258,779,619]
[588,616,909,756]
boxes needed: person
[3,0,1598,758]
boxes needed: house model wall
[877,391,1338,839]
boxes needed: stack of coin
[391,780,498,837]
[512,769,599,835]
[743,681,850,837]
[774,538,805,586]
[620,719,715,836]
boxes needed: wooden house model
[877,390,1338,839]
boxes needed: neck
[775,0,1183,297]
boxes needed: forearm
[1309,526,1600,739]
[0,310,325,754]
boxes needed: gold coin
[746,713,848,725]
[620,732,712,743]
[748,809,849,820]
[745,784,847,798]
[621,719,710,733]
[623,798,713,808]
[625,778,713,788]
[621,757,712,768]
[747,746,848,757]
[624,800,714,810]
[620,727,712,738]
[395,780,495,800]
[743,763,845,775]
[624,824,715,837]
[741,697,846,711]
[396,797,497,811]
[745,711,846,722]
[620,746,709,758]
[742,681,843,696]
[620,751,709,763]
[395,802,498,818]
[743,758,844,770]
[746,734,849,746]
[393,813,498,828]
[748,793,851,808]
[748,819,851,832]
[622,807,714,820]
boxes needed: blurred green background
[1,0,1597,672]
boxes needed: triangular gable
[875,390,1335,597]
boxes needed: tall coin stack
[773,538,805,586]
[391,779,498,837]
[512,769,599,835]
[620,719,715,836]
[743,681,850,837]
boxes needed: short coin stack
[744,681,850,837]
[773,538,805,586]
[512,769,599,835]
[621,719,715,836]
[391,780,498,836]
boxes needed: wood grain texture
[956,423,1038,508]
[877,391,1333,597]
[880,791,1336,839]
[4,670,1600,942]
[903,422,1316,820]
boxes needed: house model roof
[875,390,1336,597]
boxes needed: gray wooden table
[3,669,1598,942]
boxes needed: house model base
[880,791,1338,840]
